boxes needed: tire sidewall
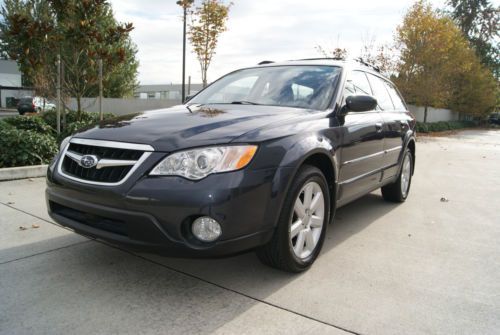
[400,150,413,200]
[283,167,330,269]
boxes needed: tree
[315,45,348,60]
[315,36,348,60]
[393,1,479,122]
[359,35,397,77]
[446,0,499,77]
[188,0,231,87]
[448,58,498,117]
[0,0,139,118]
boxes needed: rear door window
[366,74,394,111]
[351,71,372,95]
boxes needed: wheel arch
[275,144,339,225]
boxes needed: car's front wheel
[257,165,330,272]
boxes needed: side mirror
[184,95,194,103]
[345,95,377,112]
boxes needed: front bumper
[46,165,293,257]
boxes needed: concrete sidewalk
[1,130,499,335]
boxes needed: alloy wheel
[289,181,325,259]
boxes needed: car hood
[73,104,311,152]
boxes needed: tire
[257,165,330,272]
[381,149,413,202]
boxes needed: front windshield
[189,65,341,111]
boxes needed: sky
[108,0,451,85]
[1,0,453,84]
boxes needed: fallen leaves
[18,224,41,231]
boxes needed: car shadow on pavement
[135,191,401,298]
[0,191,400,334]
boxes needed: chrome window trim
[57,138,154,186]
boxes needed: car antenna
[258,60,274,65]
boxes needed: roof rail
[353,57,381,73]
[258,60,274,65]
[293,57,346,61]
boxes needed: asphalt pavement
[1,130,499,335]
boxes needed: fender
[397,129,416,175]
[267,133,340,227]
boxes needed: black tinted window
[367,74,394,111]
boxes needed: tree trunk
[424,105,428,123]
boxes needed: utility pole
[61,61,66,127]
[56,54,61,134]
[177,0,194,103]
[98,59,103,121]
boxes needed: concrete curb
[0,165,48,181]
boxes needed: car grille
[59,139,153,185]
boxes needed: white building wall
[0,73,22,87]
[407,105,460,122]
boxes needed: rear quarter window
[385,83,406,111]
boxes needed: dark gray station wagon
[46,59,416,272]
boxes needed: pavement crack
[0,240,92,266]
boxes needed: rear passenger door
[366,74,406,180]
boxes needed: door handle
[375,123,383,132]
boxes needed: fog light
[192,217,222,242]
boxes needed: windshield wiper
[230,101,261,105]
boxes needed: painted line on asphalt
[1,201,363,335]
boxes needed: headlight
[60,136,71,152]
[150,145,258,180]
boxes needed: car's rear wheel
[257,165,330,272]
[381,148,413,202]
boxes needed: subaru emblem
[80,155,99,169]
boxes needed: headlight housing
[60,136,71,152]
[150,145,258,180]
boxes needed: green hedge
[416,121,477,133]
[0,128,58,168]
[0,111,116,168]
[3,115,55,134]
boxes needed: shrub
[3,115,55,134]
[0,120,14,131]
[41,110,114,129]
[41,110,115,140]
[0,128,58,168]
[59,120,97,140]
[416,120,477,133]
